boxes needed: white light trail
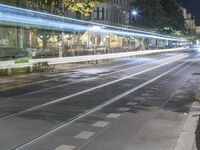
[0,4,187,42]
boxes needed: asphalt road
[0,49,200,150]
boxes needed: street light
[131,10,138,17]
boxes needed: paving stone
[74,131,95,140]
[92,121,110,128]
[55,145,76,150]
[106,113,121,119]
[118,107,131,112]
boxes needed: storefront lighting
[0,4,187,42]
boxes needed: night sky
[180,0,200,25]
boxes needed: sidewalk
[173,101,200,150]
[173,87,200,150]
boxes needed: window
[93,7,105,20]
[93,7,98,19]
[76,12,81,19]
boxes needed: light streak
[0,4,187,42]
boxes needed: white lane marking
[14,55,193,150]
[106,55,168,70]
[101,54,186,76]
[14,77,96,97]
[14,61,148,97]
[3,54,182,92]
[14,54,179,97]
[118,107,131,112]
[55,145,76,150]
[92,121,110,128]
[106,113,122,119]
[74,131,95,140]
[0,61,133,91]
[0,59,141,91]
[2,54,189,120]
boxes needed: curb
[173,101,200,150]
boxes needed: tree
[131,0,168,30]
[27,0,106,16]
[25,0,106,49]
[131,0,185,35]
[160,0,185,32]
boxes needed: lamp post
[131,10,138,17]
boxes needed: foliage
[27,0,106,16]
[15,57,30,63]
[2,28,18,47]
[131,0,168,29]
[131,0,185,35]
[160,0,185,31]
[32,29,52,49]
[0,48,29,59]
[25,0,106,49]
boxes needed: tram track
[13,54,180,98]
[0,53,190,121]
[0,52,197,150]
[0,53,185,99]
[0,53,178,95]
[11,53,197,150]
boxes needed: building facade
[196,26,200,34]
[0,0,180,60]
[181,7,197,33]
[91,0,134,26]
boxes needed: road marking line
[14,54,194,150]
[55,145,76,150]
[92,121,110,128]
[1,56,157,92]
[106,113,122,119]
[118,107,131,112]
[103,54,186,76]
[14,54,181,97]
[1,54,189,121]
[74,131,95,140]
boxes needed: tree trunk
[42,36,48,49]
